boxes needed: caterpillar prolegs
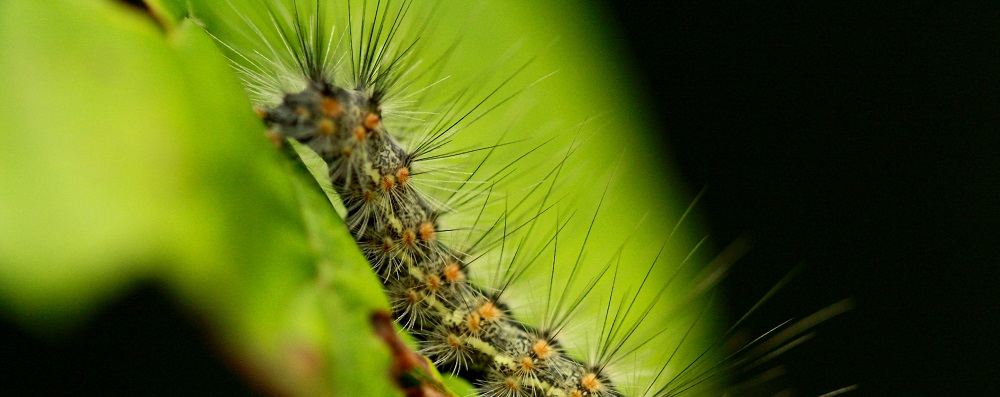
[189,0,836,395]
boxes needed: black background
[601,0,999,395]
[3,1,998,396]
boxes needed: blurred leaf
[0,1,399,395]
[0,0,204,329]
[144,0,188,27]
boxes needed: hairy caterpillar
[174,0,856,396]
[191,1,691,395]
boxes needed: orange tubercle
[531,339,552,359]
[443,262,464,283]
[396,167,410,185]
[418,221,435,241]
[353,125,367,142]
[580,373,602,393]
[405,289,419,304]
[364,112,381,130]
[402,229,416,246]
[446,334,462,349]
[466,313,481,332]
[318,119,334,135]
[265,129,283,148]
[253,106,268,119]
[295,106,311,118]
[321,97,342,118]
[477,301,501,322]
[425,275,441,292]
[519,357,535,371]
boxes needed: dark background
[3,1,997,396]
[602,0,999,395]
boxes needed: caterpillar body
[187,0,837,396]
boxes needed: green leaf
[0,0,206,330]
[144,0,189,27]
[0,1,400,395]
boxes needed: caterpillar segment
[260,78,622,396]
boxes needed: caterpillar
[181,0,845,396]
